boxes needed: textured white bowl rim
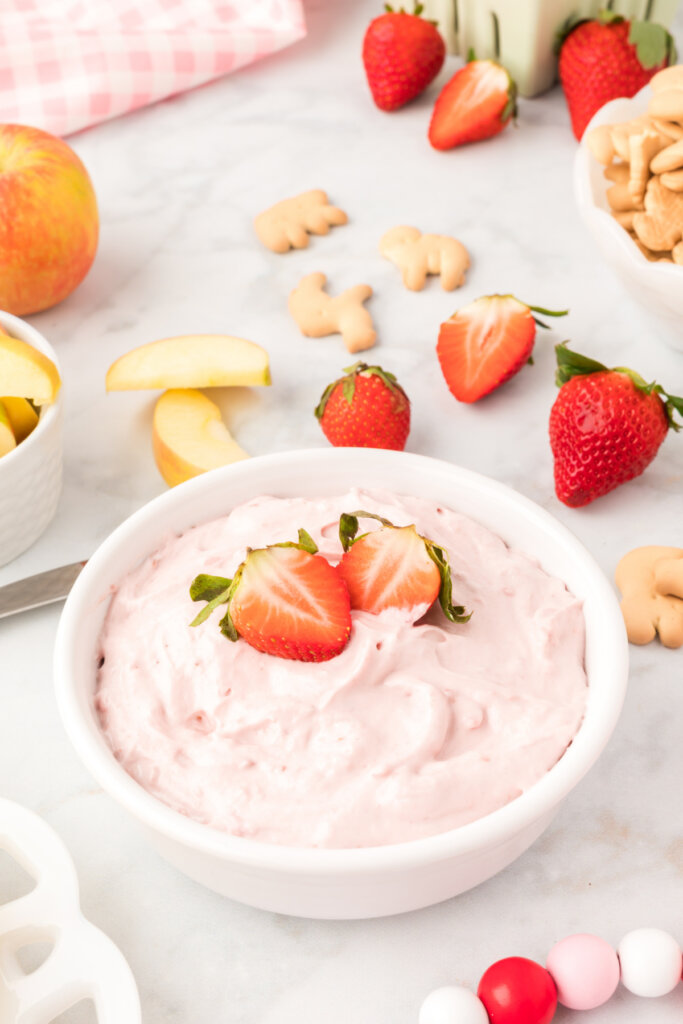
[574,85,683,283]
[54,449,629,876]
[0,310,62,467]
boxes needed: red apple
[0,124,99,315]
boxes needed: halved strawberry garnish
[189,530,352,662]
[428,58,517,151]
[436,294,568,403]
[336,511,470,624]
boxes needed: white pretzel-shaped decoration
[0,797,141,1024]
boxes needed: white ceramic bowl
[54,449,629,920]
[574,86,683,351]
[0,311,63,567]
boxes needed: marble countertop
[1,1,682,1020]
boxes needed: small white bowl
[54,449,629,920]
[0,311,63,567]
[574,86,683,351]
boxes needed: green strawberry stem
[339,511,393,551]
[339,510,471,623]
[555,343,683,431]
[384,3,426,15]
[526,304,568,317]
[599,9,625,26]
[520,301,569,330]
[188,528,319,638]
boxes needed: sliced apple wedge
[2,396,39,443]
[153,388,249,487]
[106,335,271,391]
[0,333,61,405]
[0,400,17,457]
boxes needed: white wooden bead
[419,985,489,1024]
[618,928,682,997]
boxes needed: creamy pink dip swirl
[95,489,587,849]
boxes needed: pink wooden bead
[546,934,620,1010]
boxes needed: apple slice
[0,400,17,457]
[2,396,39,443]
[106,335,271,391]
[153,388,249,487]
[0,333,61,405]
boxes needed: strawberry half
[436,294,567,403]
[189,530,352,661]
[337,511,470,624]
[362,4,446,112]
[549,344,683,507]
[428,58,517,150]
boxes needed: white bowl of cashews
[574,67,683,351]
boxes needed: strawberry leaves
[315,363,406,419]
[190,575,233,629]
[628,20,677,69]
[292,528,318,554]
[425,541,471,624]
[190,574,232,602]
[501,76,519,124]
[557,10,677,67]
[554,343,683,432]
[554,342,609,386]
[189,529,320,638]
[189,575,237,636]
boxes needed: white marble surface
[1,1,683,1020]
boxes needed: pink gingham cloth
[0,0,306,137]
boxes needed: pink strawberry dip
[95,488,587,849]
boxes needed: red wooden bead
[477,957,557,1024]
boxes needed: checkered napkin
[0,0,306,137]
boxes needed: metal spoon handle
[0,561,86,620]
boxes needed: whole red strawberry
[549,344,683,507]
[315,362,410,451]
[362,4,446,112]
[558,12,676,140]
